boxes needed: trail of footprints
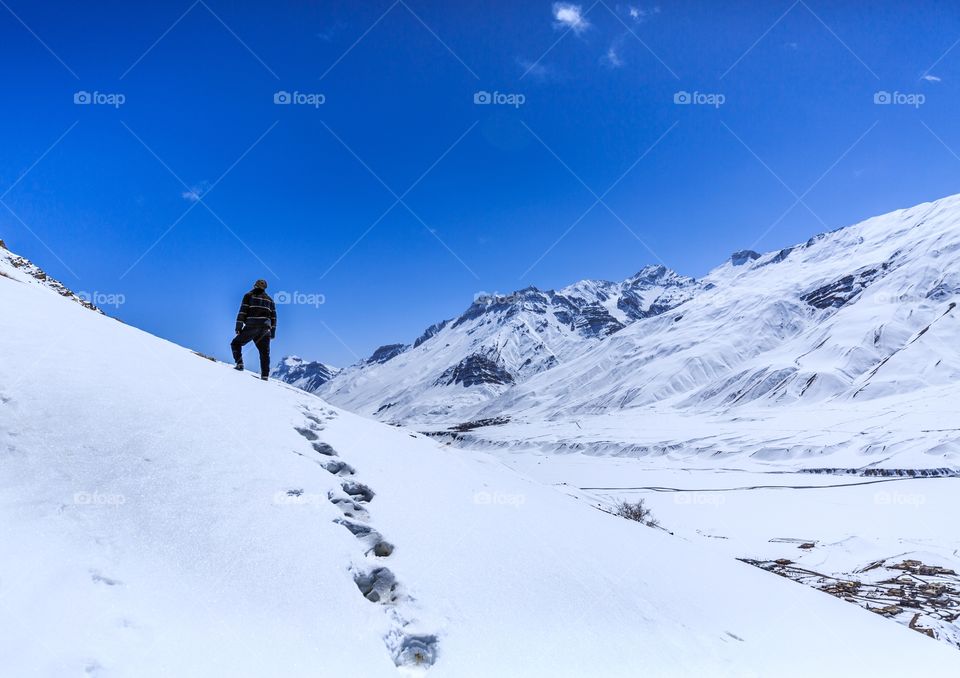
[294,406,439,671]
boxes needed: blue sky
[2,0,960,366]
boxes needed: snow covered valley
[486,451,960,651]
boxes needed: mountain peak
[271,355,339,391]
[730,250,761,266]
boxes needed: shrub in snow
[614,499,659,528]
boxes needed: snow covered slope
[313,265,697,423]
[0,238,101,312]
[3,244,957,675]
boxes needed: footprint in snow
[90,571,121,586]
[389,632,440,669]
[302,413,325,429]
[328,492,370,521]
[319,459,355,476]
[353,567,400,604]
[335,518,395,558]
[312,441,337,456]
[341,481,375,503]
[294,427,319,441]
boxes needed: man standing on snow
[231,279,277,380]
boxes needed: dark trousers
[231,324,271,377]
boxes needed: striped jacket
[236,288,277,335]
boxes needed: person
[231,279,277,380]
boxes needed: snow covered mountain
[484,193,960,420]
[271,355,340,391]
[285,193,960,435]
[308,265,698,423]
[8,241,958,674]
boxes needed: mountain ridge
[279,192,960,432]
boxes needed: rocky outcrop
[435,354,514,387]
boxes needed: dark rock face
[367,344,407,364]
[453,287,550,328]
[573,304,625,337]
[629,264,670,283]
[449,267,696,342]
[273,357,339,391]
[731,250,761,266]
[926,283,957,302]
[801,264,889,309]
[413,319,451,348]
[435,354,514,387]
[616,265,698,321]
[758,247,794,268]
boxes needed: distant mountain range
[275,193,960,429]
[274,264,698,422]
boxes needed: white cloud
[181,181,210,203]
[604,45,624,67]
[627,5,660,22]
[922,74,942,82]
[553,3,590,34]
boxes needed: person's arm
[270,298,277,339]
[235,293,250,333]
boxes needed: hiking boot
[234,362,244,371]
[260,375,268,381]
